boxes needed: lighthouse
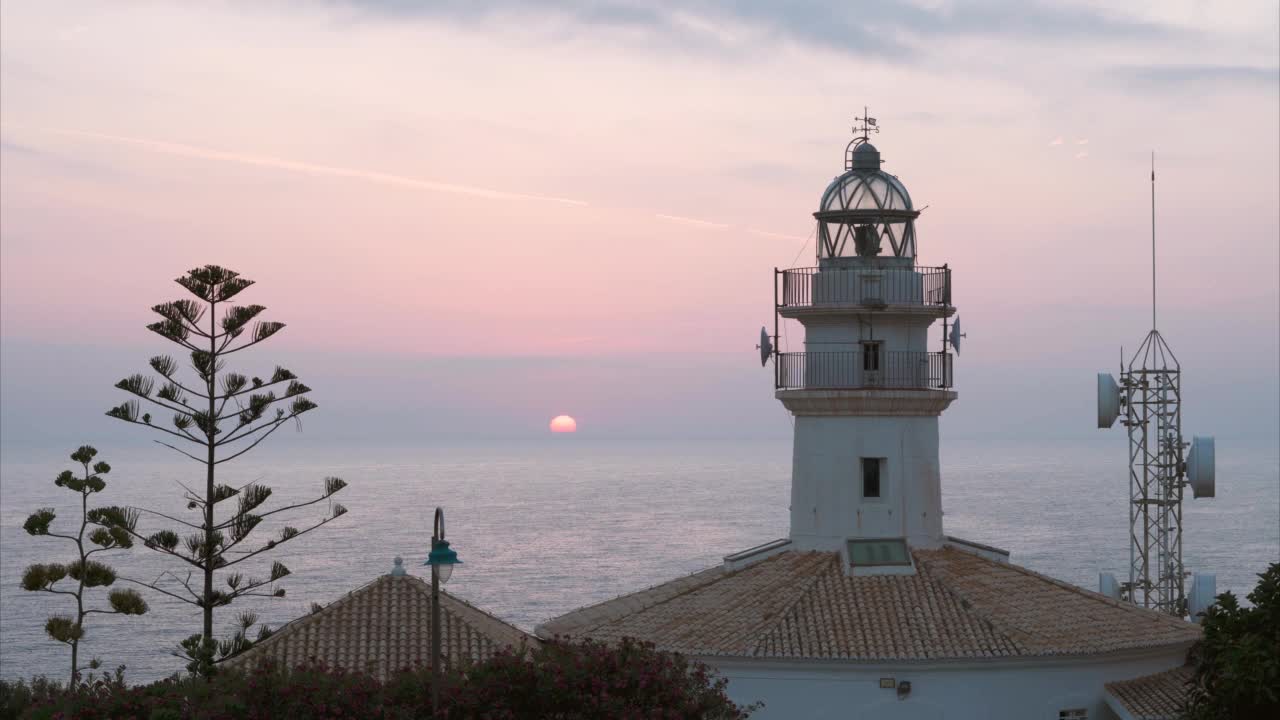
[540,115,1201,720]
[775,111,956,557]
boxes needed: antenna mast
[1096,153,1217,618]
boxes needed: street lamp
[424,506,461,715]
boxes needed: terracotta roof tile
[1105,665,1194,720]
[537,547,1201,661]
[228,574,535,681]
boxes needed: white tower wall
[789,415,944,551]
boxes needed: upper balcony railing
[776,350,953,391]
[777,266,950,309]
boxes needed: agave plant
[20,446,149,685]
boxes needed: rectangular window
[1058,710,1088,720]
[862,341,881,372]
[847,539,910,566]
[862,457,882,498]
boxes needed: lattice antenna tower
[1097,153,1215,618]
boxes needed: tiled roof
[228,574,535,680]
[1105,665,1194,720]
[537,547,1201,661]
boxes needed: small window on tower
[1058,710,1088,720]
[862,342,881,372]
[862,457,883,498]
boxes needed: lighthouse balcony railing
[775,351,953,390]
[777,266,951,309]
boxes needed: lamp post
[424,506,461,716]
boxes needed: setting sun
[549,415,577,433]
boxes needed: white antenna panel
[1188,572,1217,622]
[1097,373,1120,428]
[1098,572,1121,600]
[1187,436,1216,498]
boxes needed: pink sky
[1,1,1277,442]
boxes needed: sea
[1,438,1276,682]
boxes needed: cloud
[1076,138,1089,145]
[1106,64,1280,91]
[1075,151,1089,159]
[1048,137,1064,146]
[654,213,730,229]
[317,0,1178,61]
[745,228,808,242]
[2,124,590,207]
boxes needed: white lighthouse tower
[774,111,956,557]
[541,115,1202,720]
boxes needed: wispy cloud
[1075,151,1089,159]
[1076,138,1089,145]
[1048,137,1064,146]
[654,213,729,230]
[326,0,1179,63]
[745,228,808,242]
[1,123,590,207]
[1107,63,1280,90]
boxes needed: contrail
[654,213,730,230]
[3,122,812,246]
[2,124,590,207]
[746,228,808,242]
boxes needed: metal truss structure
[1119,330,1187,615]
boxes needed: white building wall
[803,317,930,355]
[713,648,1187,720]
[790,415,943,550]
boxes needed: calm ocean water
[1,438,1276,682]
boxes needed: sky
[1,0,1277,449]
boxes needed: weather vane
[852,106,879,144]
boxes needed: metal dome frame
[815,169,919,259]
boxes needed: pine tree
[20,446,149,686]
[96,265,348,677]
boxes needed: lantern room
[815,115,919,260]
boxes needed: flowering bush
[8,637,758,719]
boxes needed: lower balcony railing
[776,351,953,390]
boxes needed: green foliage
[14,639,757,719]
[114,374,155,398]
[104,266,350,678]
[107,589,148,615]
[18,447,146,685]
[66,560,116,588]
[1184,563,1280,719]
[145,530,179,552]
[22,509,56,536]
[0,675,64,718]
[44,616,83,644]
[105,401,140,423]
[21,564,67,591]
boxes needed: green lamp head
[424,538,461,583]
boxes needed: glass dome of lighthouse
[815,110,919,260]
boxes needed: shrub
[13,638,758,719]
[1185,562,1280,719]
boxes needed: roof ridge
[251,573,397,650]
[242,573,532,657]
[748,553,841,657]
[912,550,1032,655]
[953,547,1197,631]
[538,563,730,636]
[399,574,534,643]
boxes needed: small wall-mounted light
[897,680,912,700]
[879,678,896,689]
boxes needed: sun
[549,415,577,433]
